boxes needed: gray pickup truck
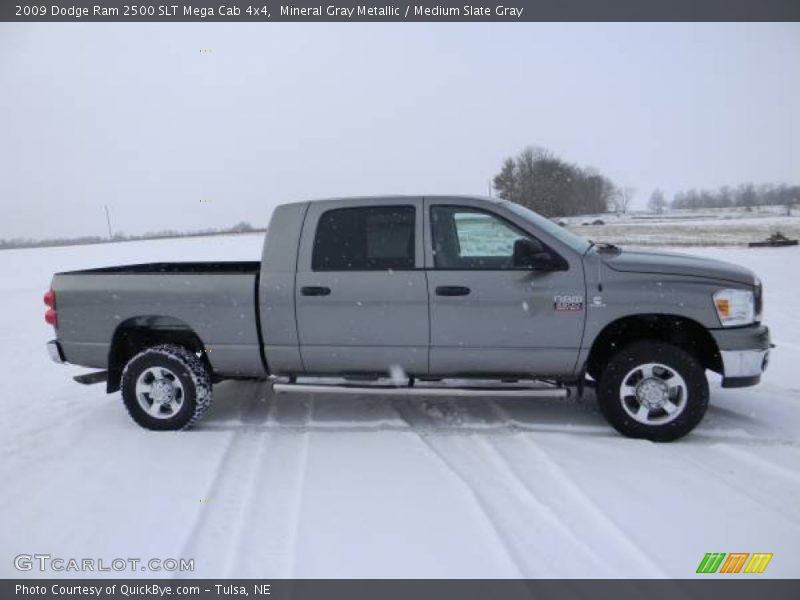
[45,196,771,441]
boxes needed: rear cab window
[312,206,416,271]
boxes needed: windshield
[501,201,592,255]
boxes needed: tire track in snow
[669,446,800,528]
[696,402,800,449]
[704,402,797,437]
[176,382,273,576]
[488,401,666,577]
[280,396,312,579]
[471,434,619,576]
[220,394,278,576]
[712,444,800,486]
[391,399,525,578]
[223,392,313,578]
[393,398,616,577]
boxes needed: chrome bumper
[711,324,771,388]
[47,340,65,364]
[720,348,770,378]
[719,348,769,388]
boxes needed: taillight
[44,289,57,327]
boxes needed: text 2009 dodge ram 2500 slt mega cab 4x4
[45,196,771,441]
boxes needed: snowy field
[565,206,800,246]
[1,233,799,579]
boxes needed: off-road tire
[121,344,212,431]
[596,341,709,442]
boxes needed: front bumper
[47,340,66,364]
[710,324,771,388]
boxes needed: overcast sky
[1,23,798,240]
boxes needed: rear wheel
[596,341,708,442]
[121,344,212,430]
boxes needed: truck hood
[601,248,756,286]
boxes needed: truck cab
[261,196,587,379]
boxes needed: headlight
[713,289,755,327]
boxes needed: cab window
[431,206,544,269]
[312,206,416,271]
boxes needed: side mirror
[513,239,564,271]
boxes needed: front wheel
[596,341,708,442]
[121,344,212,431]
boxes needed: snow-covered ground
[564,206,800,246]
[1,234,799,579]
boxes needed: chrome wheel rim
[135,366,185,420]
[619,362,687,425]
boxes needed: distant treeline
[0,221,263,251]
[671,183,800,211]
[493,146,623,217]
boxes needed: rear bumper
[710,324,771,388]
[47,340,66,364]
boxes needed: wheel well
[107,317,209,393]
[586,315,722,379]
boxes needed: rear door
[425,198,586,377]
[295,198,429,375]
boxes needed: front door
[425,199,586,377]
[295,198,429,376]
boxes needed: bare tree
[670,182,800,211]
[492,157,518,203]
[492,146,619,217]
[648,189,668,214]
[613,187,635,214]
[576,169,617,214]
[736,183,757,212]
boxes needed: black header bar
[3,0,800,22]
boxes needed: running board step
[273,383,568,398]
[73,371,108,385]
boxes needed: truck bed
[52,261,265,378]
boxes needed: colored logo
[696,552,773,574]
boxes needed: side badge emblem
[554,295,584,312]
[591,295,606,308]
